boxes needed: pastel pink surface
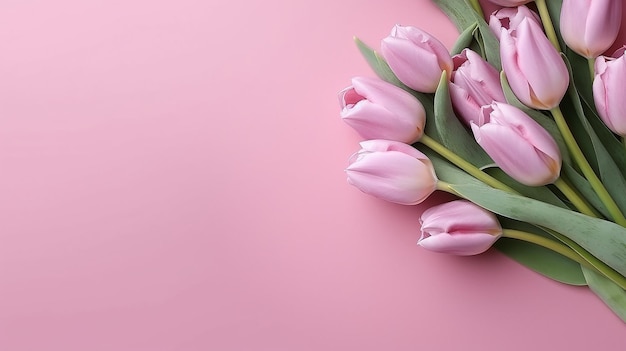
[0,0,624,350]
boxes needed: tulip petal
[418,232,499,256]
[346,150,437,205]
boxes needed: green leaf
[432,72,492,168]
[447,182,626,280]
[496,218,586,286]
[500,72,571,165]
[484,168,567,209]
[583,266,626,323]
[561,163,610,218]
[451,22,478,56]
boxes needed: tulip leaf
[496,218,586,286]
[562,56,626,215]
[433,0,500,70]
[451,22,478,56]
[500,72,571,165]
[562,163,610,219]
[433,72,492,168]
[484,168,567,209]
[582,266,626,323]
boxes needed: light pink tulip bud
[560,0,622,59]
[449,49,506,126]
[487,0,533,7]
[489,5,541,41]
[345,140,438,205]
[380,25,453,93]
[499,18,569,110]
[339,76,426,143]
[593,52,626,136]
[418,200,502,256]
[472,102,562,186]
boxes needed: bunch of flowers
[339,0,626,321]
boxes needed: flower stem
[420,135,517,193]
[550,106,626,226]
[502,228,591,267]
[467,0,483,18]
[588,58,596,83]
[534,0,561,51]
[553,177,600,217]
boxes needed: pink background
[1,0,625,349]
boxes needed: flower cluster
[339,0,626,321]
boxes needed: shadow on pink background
[0,0,624,350]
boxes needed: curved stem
[420,135,517,194]
[534,0,561,51]
[467,0,483,18]
[553,177,600,218]
[502,229,590,267]
[550,106,626,226]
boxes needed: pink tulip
[345,140,437,205]
[560,0,622,59]
[339,76,426,143]
[499,18,569,110]
[489,5,541,41]
[593,52,626,136]
[380,25,453,93]
[418,200,502,256]
[449,49,506,126]
[472,102,562,186]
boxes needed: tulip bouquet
[340,0,626,321]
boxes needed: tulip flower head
[499,17,569,110]
[489,5,541,41]
[418,200,502,256]
[339,76,426,143]
[449,49,506,126]
[593,52,626,136]
[380,25,453,93]
[472,102,562,186]
[346,140,438,205]
[560,0,622,59]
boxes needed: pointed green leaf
[583,266,626,323]
[451,22,478,56]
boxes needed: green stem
[467,0,483,18]
[553,177,600,217]
[588,58,596,83]
[550,106,626,226]
[420,135,517,194]
[534,0,561,51]
[502,229,591,267]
